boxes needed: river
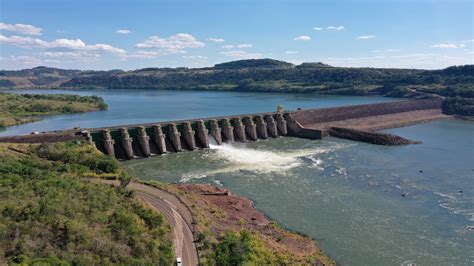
[2,89,473,265]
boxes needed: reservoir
[0,89,397,136]
[2,89,472,265]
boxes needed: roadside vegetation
[0,141,173,264]
[0,93,107,127]
[0,139,335,265]
[143,182,335,265]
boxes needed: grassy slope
[0,142,173,265]
[0,93,107,128]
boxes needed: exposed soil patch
[307,109,449,132]
[175,184,334,264]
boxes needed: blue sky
[1,0,473,70]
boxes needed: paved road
[98,181,198,266]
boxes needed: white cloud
[0,51,100,69]
[0,55,42,65]
[208,37,225,43]
[285,50,298,54]
[313,27,323,31]
[120,51,168,60]
[327,26,344,31]
[322,53,472,69]
[430,43,457,49]
[237,43,252,48]
[357,35,376,40]
[135,33,205,54]
[0,34,125,56]
[294,35,311,41]
[42,51,97,58]
[0,22,43,35]
[221,44,252,49]
[41,51,101,62]
[182,55,208,59]
[221,50,261,59]
[115,29,131,34]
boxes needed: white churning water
[179,142,347,182]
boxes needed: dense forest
[0,141,174,264]
[1,59,473,115]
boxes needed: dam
[0,98,446,160]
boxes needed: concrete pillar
[83,131,96,148]
[232,117,247,142]
[209,119,222,145]
[102,129,115,157]
[221,118,234,143]
[152,124,167,154]
[255,115,268,139]
[168,123,182,152]
[182,122,196,150]
[243,116,257,141]
[284,113,299,135]
[196,120,209,148]
[120,127,134,159]
[265,115,278,138]
[137,126,151,157]
[275,113,288,136]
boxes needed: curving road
[98,180,198,266]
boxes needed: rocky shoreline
[328,127,421,145]
[153,182,336,265]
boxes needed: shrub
[0,142,173,264]
[442,97,474,116]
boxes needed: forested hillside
[1,60,471,97]
[0,142,174,264]
[1,59,473,115]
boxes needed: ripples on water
[179,142,349,182]
[124,119,474,266]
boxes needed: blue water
[0,89,397,136]
[2,89,472,265]
[124,119,474,266]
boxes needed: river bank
[0,140,332,264]
[1,89,472,264]
[0,92,107,128]
[123,119,474,265]
[139,180,335,264]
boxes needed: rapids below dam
[2,89,473,265]
[124,119,474,266]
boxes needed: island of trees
[0,93,107,128]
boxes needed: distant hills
[1,59,473,100]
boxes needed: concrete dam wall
[85,113,292,160]
[0,98,447,158]
[292,98,443,126]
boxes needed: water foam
[434,191,474,221]
[179,142,347,182]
